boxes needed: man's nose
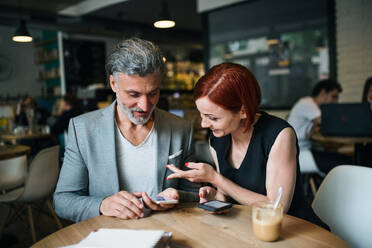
[138,96,150,111]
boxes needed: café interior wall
[336,0,372,103]
[0,25,42,98]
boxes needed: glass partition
[209,28,329,109]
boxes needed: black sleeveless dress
[210,112,325,226]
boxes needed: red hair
[194,62,261,132]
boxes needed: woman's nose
[201,118,210,128]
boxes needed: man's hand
[308,117,321,138]
[135,188,179,211]
[99,191,144,220]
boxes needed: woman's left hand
[166,162,217,183]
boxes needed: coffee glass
[252,201,283,242]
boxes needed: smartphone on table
[198,200,232,213]
[151,196,179,205]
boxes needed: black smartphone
[198,200,232,212]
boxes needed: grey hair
[106,37,164,77]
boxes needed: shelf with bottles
[34,31,61,90]
[37,67,60,82]
[165,93,196,110]
[34,48,59,64]
[161,61,204,91]
[33,37,58,47]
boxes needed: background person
[166,62,325,228]
[14,96,55,157]
[51,93,82,137]
[53,38,199,223]
[15,96,49,127]
[287,79,351,174]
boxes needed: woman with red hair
[167,63,323,225]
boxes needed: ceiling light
[12,19,33,42]
[154,1,175,29]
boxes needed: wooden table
[0,144,30,160]
[312,133,372,146]
[32,203,349,248]
[1,133,52,145]
[312,133,372,165]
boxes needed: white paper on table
[74,228,166,248]
[58,245,80,248]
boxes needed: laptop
[321,103,372,137]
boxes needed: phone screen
[151,196,179,204]
[198,200,232,212]
[204,201,231,209]
[153,196,166,201]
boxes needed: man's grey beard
[116,93,155,125]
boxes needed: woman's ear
[240,106,247,119]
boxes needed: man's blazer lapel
[98,101,120,193]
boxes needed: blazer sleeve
[176,123,201,202]
[53,119,105,222]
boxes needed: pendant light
[153,1,175,29]
[12,19,33,42]
[12,0,32,43]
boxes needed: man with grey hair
[54,38,199,222]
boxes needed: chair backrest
[0,155,27,191]
[298,149,324,176]
[18,146,59,202]
[312,165,372,248]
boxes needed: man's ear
[319,89,327,97]
[318,89,328,102]
[109,75,117,93]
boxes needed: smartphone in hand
[198,200,232,212]
[151,196,179,205]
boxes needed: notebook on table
[59,228,172,248]
[320,103,372,137]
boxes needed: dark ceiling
[0,0,202,47]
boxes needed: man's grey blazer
[53,101,199,222]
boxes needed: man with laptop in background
[288,79,352,174]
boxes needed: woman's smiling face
[195,96,246,137]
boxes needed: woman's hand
[166,162,218,184]
[199,186,217,203]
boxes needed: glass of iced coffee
[252,201,283,242]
